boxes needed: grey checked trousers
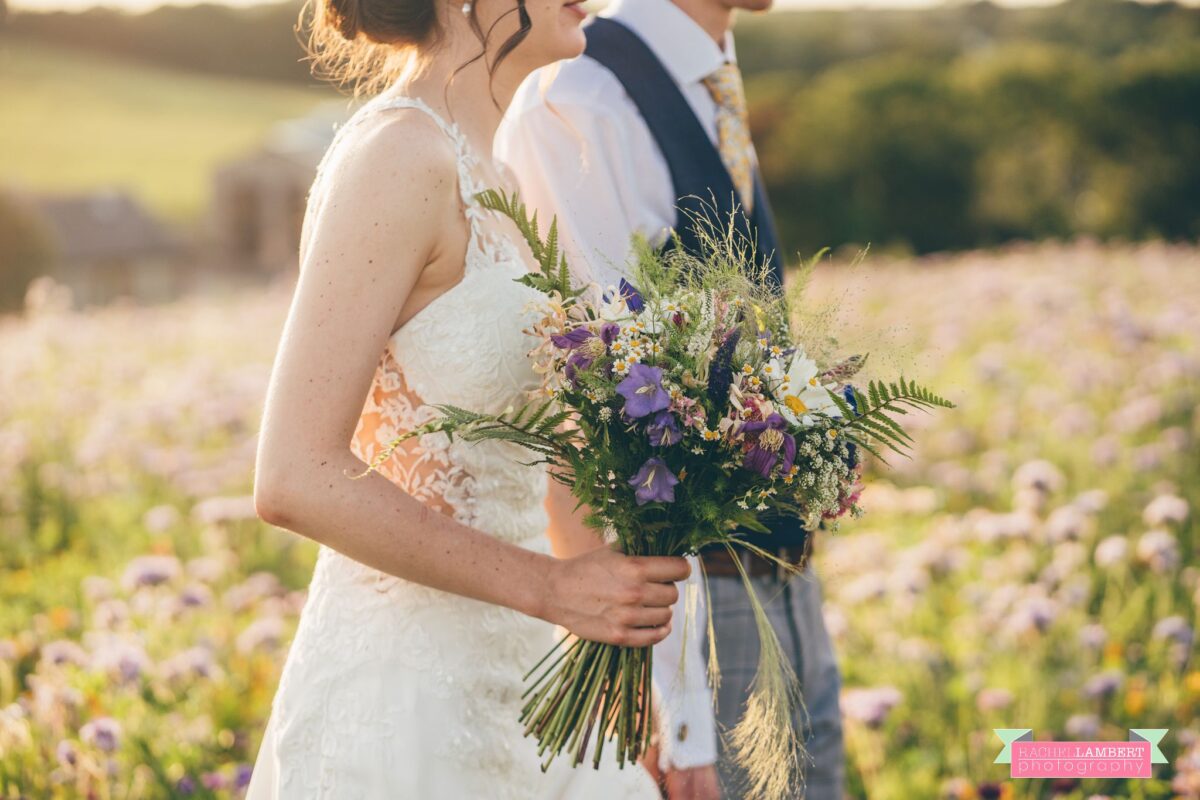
[706,564,845,799]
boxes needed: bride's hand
[542,547,690,647]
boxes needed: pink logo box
[994,729,1168,779]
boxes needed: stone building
[210,103,349,273]
[21,189,184,307]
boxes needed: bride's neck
[395,39,527,158]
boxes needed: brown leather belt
[699,546,807,579]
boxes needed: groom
[496,0,845,797]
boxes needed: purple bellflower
[647,410,682,447]
[616,364,670,418]
[628,457,680,505]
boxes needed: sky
[9,0,1083,14]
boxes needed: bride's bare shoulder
[318,106,461,215]
[299,107,463,278]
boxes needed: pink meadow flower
[91,598,131,631]
[1136,529,1180,573]
[81,576,116,603]
[192,495,257,525]
[1012,459,1064,496]
[1065,714,1100,739]
[159,647,220,683]
[975,688,1014,713]
[236,616,286,655]
[142,504,181,533]
[1093,536,1128,569]
[1044,506,1090,542]
[1143,494,1189,527]
[222,572,284,613]
[841,686,903,729]
[40,640,88,669]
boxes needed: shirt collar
[601,0,736,87]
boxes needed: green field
[0,40,335,222]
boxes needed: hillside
[0,39,336,222]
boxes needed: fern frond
[476,188,586,300]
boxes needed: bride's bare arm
[253,116,687,647]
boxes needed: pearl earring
[461,0,472,13]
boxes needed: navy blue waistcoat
[584,17,807,551]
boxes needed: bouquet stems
[522,636,654,770]
[522,535,662,771]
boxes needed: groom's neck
[670,0,734,48]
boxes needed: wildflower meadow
[1,241,1197,799]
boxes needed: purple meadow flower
[1152,615,1194,647]
[80,717,122,753]
[616,364,670,419]
[235,764,254,789]
[176,776,196,795]
[618,278,644,312]
[706,329,740,405]
[554,326,613,385]
[550,327,594,350]
[740,413,797,478]
[1082,670,1123,700]
[120,554,181,592]
[56,739,78,768]
[628,457,679,505]
[647,411,682,447]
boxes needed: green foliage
[832,378,956,462]
[475,189,584,300]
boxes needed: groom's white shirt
[496,0,748,770]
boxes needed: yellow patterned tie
[702,62,755,213]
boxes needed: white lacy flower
[597,288,632,322]
[775,351,842,426]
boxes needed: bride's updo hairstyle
[301,0,531,96]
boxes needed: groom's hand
[664,765,721,800]
[542,547,690,647]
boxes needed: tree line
[4,0,1199,255]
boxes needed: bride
[244,0,690,794]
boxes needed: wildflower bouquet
[356,190,952,798]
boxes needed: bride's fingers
[619,606,673,629]
[618,623,672,648]
[638,581,679,608]
[628,555,691,583]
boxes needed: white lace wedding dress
[246,95,660,799]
